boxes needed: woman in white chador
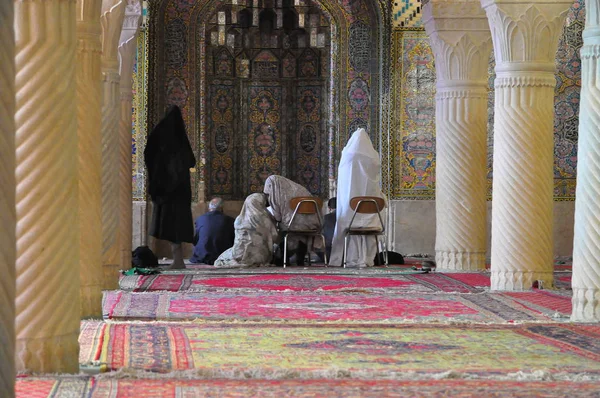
[329,128,385,267]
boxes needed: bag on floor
[374,251,404,265]
[132,246,159,268]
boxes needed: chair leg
[283,234,288,268]
[375,235,381,267]
[321,235,327,266]
[383,237,389,266]
[343,235,348,268]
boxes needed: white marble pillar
[423,0,492,271]
[481,0,571,290]
[77,0,103,318]
[15,0,80,372]
[118,1,141,270]
[572,0,600,322]
[101,0,125,288]
[0,1,15,395]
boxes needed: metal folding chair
[343,196,388,268]
[283,196,326,268]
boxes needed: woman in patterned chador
[214,193,279,268]
[144,105,196,269]
[263,175,322,266]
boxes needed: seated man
[189,197,235,265]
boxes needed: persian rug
[87,322,600,377]
[15,377,600,398]
[502,290,573,317]
[407,272,572,292]
[119,273,431,293]
[16,376,91,397]
[103,291,555,323]
[80,321,105,364]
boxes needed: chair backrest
[287,197,323,231]
[289,196,323,214]
[350,196,385,214]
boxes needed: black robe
[144,106,196,243]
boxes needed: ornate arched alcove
[147,0,391,201]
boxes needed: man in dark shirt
[322,197,336,262]
[189,197,235,265]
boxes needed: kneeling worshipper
[213,193,279,268]
[263,175,322,266]
[329,128,386,267]
[189,197,235,265]
[144,105,196,270]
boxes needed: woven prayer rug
[502,290,573,317]
[80,321,105,365]
[89,322,600,376]
[15,378,600,398]
[103,290,555,323]
[119,273,432,293]
[16,376,91,397]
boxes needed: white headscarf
[329,128,385,267]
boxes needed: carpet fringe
[99,318,576,327]
[90,367,600,382]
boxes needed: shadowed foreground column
[15,0,80,372]
[0,1,15,395]
[572,0,600,322]
[481,0,570,290]
[101,0,125,289]
[424,0,492,271]
[77,0,104,318]
[118,1,141,270]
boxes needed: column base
[80,283,103,318]
[491,270,554,291]
[102,263,120,290]
[435,250,486,272]
[571,287,600,322]
[16,332,79,374]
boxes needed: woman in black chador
[144,105,196,269]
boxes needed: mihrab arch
[147,0,392,201]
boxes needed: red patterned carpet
[15,377,600,398]
[103,290,560,322]
[119,270,573,293]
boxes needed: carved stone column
[423,0,492,271]
[77,0,103,317]
[118,1,141,270]
[15,0,80,372]
[572,0,600,322]
[101,0,125,289]
[481,0,571,290]
[0,1,15,394]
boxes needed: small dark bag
[132,246,159,268]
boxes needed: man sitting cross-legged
[189,197,235,265]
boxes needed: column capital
[101,0,126,70]
[423,0,492,83]
[479,0,571,68]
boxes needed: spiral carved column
[481,0,571,290]
[118,3,141,270]
[77,0,103,318]
[101,0,125,288]
[15,0,80,373]
[423,0,492,271]
[572,0,600,322]
[0,1,15,394]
